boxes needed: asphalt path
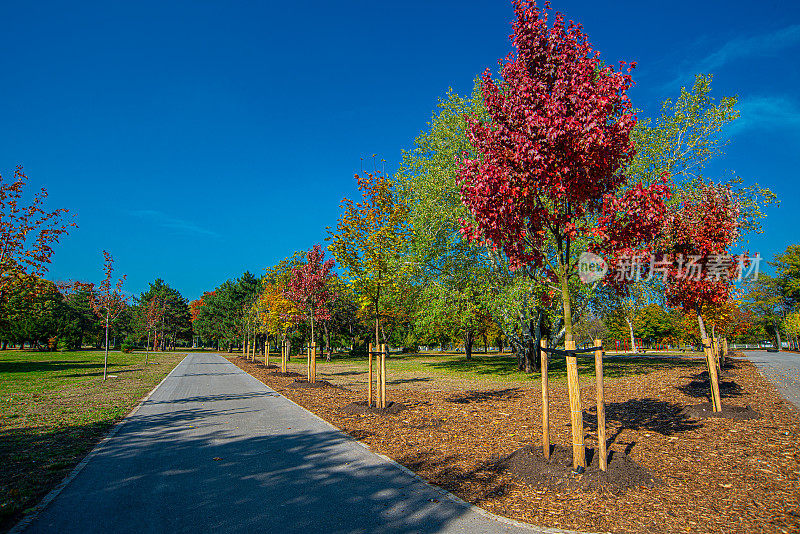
[745,350,800,410]
[18,353,562,534]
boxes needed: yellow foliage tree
[327,166,410,346]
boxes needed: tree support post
[265,339,269,367]
[565,339,586,470]
[540,338,550,460]
[703,338,722,412]
[368,343,374,407]
[594,339,607,472]
[311,342,317,384]
[380,344,387,409]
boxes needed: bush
[121,335,137,354]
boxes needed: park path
[745,350,800,410]
[17,353,563,534]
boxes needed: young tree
[457,0,669,467]
[458,0,666,343]
[0,166,74,295]
[661,183,743,339]
[84,251,129,381]
[328,163,410,347]
[285,244,336,343]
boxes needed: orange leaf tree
[0,165,74,296]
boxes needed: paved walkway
[745,350,800,410]
[18,353,563,534]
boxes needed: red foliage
[285,245,336,327]
[189,291,214,323]
[662,183,742,313]
[458,0,665,272]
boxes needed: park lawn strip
[0,350,186,533]
[269,350,702,386]
[233,355,800,534]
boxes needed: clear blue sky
[1,1,798,300]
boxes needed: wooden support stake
[368,343,373,408]
[380,344,387,409]
[594,339,607,472]
[565,339,586,470]
[265,340,269,367]
[311,342,317,384]
[540,338,550,460]
[703,338,722,412]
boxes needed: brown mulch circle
[341,401,406,415]
[496,444,659,494]
[683,402,761,420]
[287,379,338,389]
[230,355,800,534]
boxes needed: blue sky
[1,0,798,300]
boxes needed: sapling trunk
[626,316,636,353]
[103,313,109,381]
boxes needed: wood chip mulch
[231,356,800,534]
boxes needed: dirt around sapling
[341,401,406,415]
[496,444,660,493]
[682,402,761,420]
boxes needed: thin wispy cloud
[726,95,800,135]
[663,24,800,90]
[128,210,220,238]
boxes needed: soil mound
[287,379,337,389]
[496,444,659,493]
[341,401,405,415]
[682,402,761,420]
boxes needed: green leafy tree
[195,272,261,351]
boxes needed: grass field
[259,349,707,389]
[0,350,186,532]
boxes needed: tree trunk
[103,314,109,381]
[626,316,636,353]
[776,330,782,352]
[697,313,708,341]
[464,329,474,361]
[146,331,150,365]
[324,323,331,362]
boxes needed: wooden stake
[380,344,387,409]
[368,343,373,407]
[565,339,586,470]
[703,338,722,412]
[265,339,269,367]
[594,339,607,472]
[311,342,317,384]
[540,338,550,460]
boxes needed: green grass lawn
[274,349,705,384]
[0,350,186,532]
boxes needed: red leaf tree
[662,182,743,338]
[458,0,667,344]
[286,244,336,342]
[457,0,669,467]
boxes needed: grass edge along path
[0,350,186,533]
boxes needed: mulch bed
[232,356,800,534]
[682,402,761,420]
[286,379,338,389]
[341,401,406,415]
